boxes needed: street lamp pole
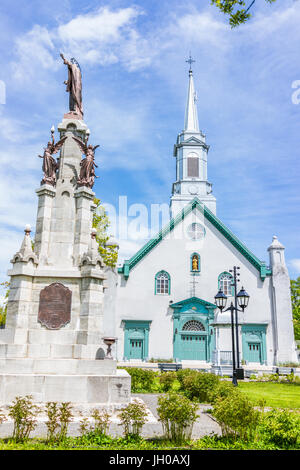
[228,302,237,386]
[230,266,241,369]
[215,283,250,387]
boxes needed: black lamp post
[215,284,250,386]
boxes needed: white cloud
[58,7,139,43]
[174,11,228,47]
[12,25,57,82]
[10,6,152,77]
[289,259,300,274]
[245,3,300,38]
[0,228,24,279]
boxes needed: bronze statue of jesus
[60,53,83,118]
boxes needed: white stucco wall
[114,208,277,364]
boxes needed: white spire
[184,69,199,132]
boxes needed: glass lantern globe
[214,290,227,311]
[237,287,250,310]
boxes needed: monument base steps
[0,369,130,404]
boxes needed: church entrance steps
[181,360,211,370]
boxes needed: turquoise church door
[129,340,143,359]
[247,342,261,363]
[181,334,207,360]
[170,297,216,363]
[123,321,151,361]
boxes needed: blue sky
[0,0,300,293]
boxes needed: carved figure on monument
[60,53,83,118]
[38,128,67,186]
[72,135,99,188]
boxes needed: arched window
[155,271,170,295]
[190,253,201,272]
[182,320,205,331]
[218,272,233,296]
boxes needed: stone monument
[0,55,130,406]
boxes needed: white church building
[111,66,298,367]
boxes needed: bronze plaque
[38,283,72,330]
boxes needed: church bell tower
[170,57,216,217]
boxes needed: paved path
[128,394,221,439]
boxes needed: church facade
[112,67,298,367]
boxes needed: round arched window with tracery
[187,223,206,240]
[182,320,205,331]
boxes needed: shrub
[79,416,90,436]
[208,380,236,404]
[58,402,73,441]
[259,409,300,448]
[0,408,7,426]
[123,368,158,392]
[182,372,220,402]
[157,393,198,443]
[79,409,111,438]
[253,372,300,384]
[118,400,148,438]
[212,391,260,441]
[8,395,40,441]
[44,402,73,442]
[159,372,177,392]
[176,369,198,388]
[91,409,110,435]
[45,402,60,442]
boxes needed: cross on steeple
[186,53,195,72]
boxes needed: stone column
[76,230,107,355]
[3,226,38,345]
[268,236,298,364]
[34,185,56,265]
[73,186,95,265]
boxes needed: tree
[0,281,9,327]
[291,277,300,341]
[92,198,118,268]
[211,0,277,27]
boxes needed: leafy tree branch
[211,0,277,27]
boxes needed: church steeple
[184,67,199,133]
[170,58,216,217]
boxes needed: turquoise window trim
[241,324,267,365]
[155,270,171,295]
[123,320,152,361]
[190,252,201,273]
[218,271,234,297]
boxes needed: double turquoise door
[123,321,151,361]
[129,339,144,359]
[180,333,207,361]
[247,342,261,363]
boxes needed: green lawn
[238,382,300,409]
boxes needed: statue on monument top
[72,135,99,189]
[60,53,83,119]
[38,127,67,186]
